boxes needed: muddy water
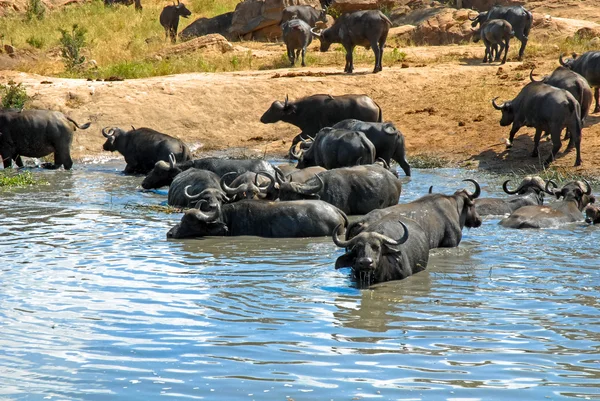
[0,161,599,401]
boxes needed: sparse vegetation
[408,154,452,169]
[25,0,45,21]
[58,24,87,70]
[0,80,29,109]
[0,171,43,187]
[26,35,44,49]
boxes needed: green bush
[25,0,46,21]
[26,36,44,49]
[0,80,29,109]
[58,24,87,70]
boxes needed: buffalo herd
[1,4,598,288]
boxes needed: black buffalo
[474,176,546,216]
[469,5,533,61]
[311,9,392,73]
[348,180,482,249]
[260,93,382,154]
[102,127,191,175]
[219,171,277,201]
[293,128,376,169]
[0,109,91,170]
[492,82,582,167]
[166,168,222,208]
[141,155,275,189]
[281,18,313,67]
[331,119,411,176]
[160,1,192,43]
[277,164,402,215]
[279,165,326,183]
[584,204,600,224]
[472,19,514,64]
[559,52,600,113]
[166,199,348,239]
[500,180,595,229]
[280,5,327,27]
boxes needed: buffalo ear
[589,195,596,204]
[335,253,354,269]
[283,104,296,115]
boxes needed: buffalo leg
[502,39,509,64]
[544,135,561,166]
[15,155,24,168]
[371,41,381,73]
[287,46,294,66]
[594,87,600,113]
[2,154,13,168]
[301,47,306,67]
[495,43,504,62]
[531,128,543,158]
[482,40,490,63]
[344,45,355,73]
[506,125,521,148]
[517,37,527,61]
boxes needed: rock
[411,8,474,45]
[591,37,600,47]
[330,0,392,14]
[228,0,322,41]
[4,44,15,54]
[574,26,600,40]
[460,0,523,10]
[179,12,234,41]
[388,25,416,41]
[153,34,234,59]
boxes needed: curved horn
[559,53,567,67]
[502,179,521,195]
[298,174,324,195]
[219,172,244,195]
[583,179,592,195]
[468,12,478,21]
[310,27,322,37]
[381,221,409,247]
[376,157,390,170]
[184,184,202,200]
[192,202,221,222]
[101,127,114,138]
[545,179,558,195]
[463,179,481,199]
[332,224,355,248]
[492,97,504,110]
[273,165,287,185]
[284,94,289,108]
[291,143,303,160]
[428,185,433,194]
[168,153,176,169]
[256,171,275,192]
[529,68,542,83]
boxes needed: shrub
[25,0,45,21]
[26,36,44,49]
[58,24,87,70]
[0,80,29,109]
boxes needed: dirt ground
[2,0,600,175]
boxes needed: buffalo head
[219,171,275,201]
[468,11,487,27]
[503,176,546,195]
[101,127,126,152]
[310,26,333,52]
[558,53,578,69]
[471,27,481,43]
[260,95,296,124]
[167,202,227,239]
[585,204,600,224]
[491,97,515,127]
[175,1,191,17]
[277,173,323,200]
[545,180,595,210]
[184,185,229,210]
[332,221,409,283]
[141,153,180,189]
[455,179,483,228]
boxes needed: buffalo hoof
[531,151,538,158]
[594,106,600,114]
[574,160,582,167]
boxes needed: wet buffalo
[500,180,595,229]
[559,52,600,113]
[474,176,546,216]
[0,109,91,170]
[166,168,222,208]
[584,204,600,224]
[219,171,277,201]
[331,119,411,176]
[166,199,348,239]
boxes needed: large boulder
[153,34,234,59]
[179,12,234,41]
[329,0,394,14]
[228,0,322,40]
[460,0,524,11]
[411,8,474,45]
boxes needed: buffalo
[292,127,376,169]
[277,164,402,215]
[280,5,327,27]
[281,18,313,67]
[280,165,326,183]
[474,176,546,216]
[472,19,514,64]
[584,204,600,224]
[492,81,583,167]
[331,119,411,176]
[166,168,223,208]
[347,179,482,249]
[219,171,277,201]
[166,199,348,239]
[500,180,595,229]
[102,127,191,175]
[0,109,91,170]
[260,93,382,154]
[333,217,428,286]
[141,155,275,189]
[469,5,533,61]
[559,52,600,113]
[311,9,391,73]
[160,1,192,43]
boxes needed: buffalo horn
[529,68,542,83]
[284,94,289,108]
[428,185,433,194]
[290,142,304,160]
[381,220,409,248]
[467,12,478,21]
[273,165,287,185]
[184,185,202,200]
[193,202,221,222]
[502,179,521,195]
[219,172,245,195]
[256,171,275,192]
[168,153,177,169]
[559,53,567,66]
[101,127,114,138]
[310,27,322,37]
[583,179,592,195]
[463,179,481,199]
[332,224,353,248]
[376,157,390,170]
[491,97,504,110]
[297,174,324,195]
[545,179,558,195]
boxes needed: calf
[281,18,313,67]
[160,1,192,43]
[280,5,327,27]
[472,19,514,64]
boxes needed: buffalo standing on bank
[160,1,192,43]
[280,5,327,27]
[281,18,313,67]
[559,52,600,113]
[471,19,514,64]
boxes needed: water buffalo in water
[584,204,600,224]
[492,82,582,167]
[276,164,402,215]
[471,19,514,64]
[530,67,592,126]
[166,199,348,239]
[474,176,546,216]
[160,1,192,43]
[292,128,376,169]
[469,5,532,61]
[141,155,275,189]
[219,171,277,201]
[280,5,327,27]
[348,179,482,249]
[333,217,428,286]
[559,52,600,113]
[260,93,382,155]
[281,18,313,67]
[500,180,595,229]
[311,10,392,73]
[102,127,191,175]
[331,119,411,176]
[166,168,223,208]
[0,109,91,170]
[279,165,326,183]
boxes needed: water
[1,161,599,401]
